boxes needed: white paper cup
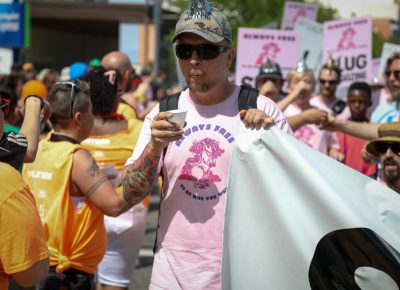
[167,109,187,129]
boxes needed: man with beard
[366,122,400,193]
[121,0,292,288]
[371,52,400,123]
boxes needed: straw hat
[366,122,400,156]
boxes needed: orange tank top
[22,134,106,274]
[0,163,48,289]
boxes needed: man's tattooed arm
[122,145,160,205]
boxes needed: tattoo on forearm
[123,146,160,205]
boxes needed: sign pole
[13,0,21,65]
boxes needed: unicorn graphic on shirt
[294,125,315,148]
[179,138,224,189]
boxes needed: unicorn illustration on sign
[291,8,307,25]
[337,27,357,50]
[256,42,282,65]
[179,138,224,189]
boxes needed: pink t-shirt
[310,95,351,120]
[126,86,292,290]
[284,104,340,155]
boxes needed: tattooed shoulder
[87,159,101,177]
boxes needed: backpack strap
[159,92,181,112]
[159,91,182,160]
[153,91,181,254]
[238,85,259,110]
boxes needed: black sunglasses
[376,142,400,155]
[319,79,338,85]
[384,70,400,79]
[0,98,10,115]
[175,44,229,60]
[54,81,80,119]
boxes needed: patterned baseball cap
[172,6,232,45]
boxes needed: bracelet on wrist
[25,95,45,110]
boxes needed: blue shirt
[371,101,400,123]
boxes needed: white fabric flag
[222,125,400,290]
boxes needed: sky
[318,0,397,19]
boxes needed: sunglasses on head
[54,81,80,119]
[175,44,229,60]
[384,70,400,79]
[0,98,10,115]
[319,79,338,85]
[376,142,400,155]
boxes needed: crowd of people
[1,0,400,289]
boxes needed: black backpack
[159,84,258,112]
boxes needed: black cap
[256,59,283,82]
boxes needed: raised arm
[278,80,309,112]
[20,96,51,163]
[122,111,183,205]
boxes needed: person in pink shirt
[284,68,344,160]
[336,82,377,175]
[121,1,292,289]
[311,57,351,120]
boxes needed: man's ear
[123,70,130,81]
[227,48,235,68]
[73,111,82,126]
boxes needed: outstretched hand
[302,108,328,126]
[319,114,338,131]
[239,109,274,130]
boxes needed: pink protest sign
[235,28,300,87]
[323,16,372,89]
[281,1,318,30]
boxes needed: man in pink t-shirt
[122,2,292,289]
[311,57,351,120]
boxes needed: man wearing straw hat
[366,122,400,193]
[122,0,292,289]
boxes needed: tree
[372,32,398,58]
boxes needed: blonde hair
[287,69,315,84]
